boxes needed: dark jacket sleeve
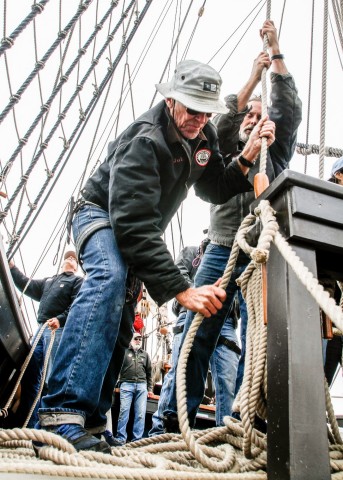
[10,266,46,302]
[212,94,249,156]
[109,138,191,305]
[145,353,153,392]
[55,276,83,327]
[268,73,302,175]
[172,246,198,317]
[193,124,253,203]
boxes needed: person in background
[328,157,343,186]
[37,59,273,452]
[8,251,82,427]
[162,19,301,430]
[149,240,208,436]
[324,158,343,387]
[113,332,153,445]
[324,283,342,386]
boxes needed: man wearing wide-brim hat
[36,59,276,453]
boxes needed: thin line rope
[319,0,329,179]
[0,0,122,184]
[0,0,93,126]
[304,0,316,172]
[0,0,50,56]
[149,0,195,108]
[258,0,271,176]
[6,0,153,257]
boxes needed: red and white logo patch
[195,148,211,166]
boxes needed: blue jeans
[39,205,132,429]
[210,339,239,425]
[44,327,63,385]
[13,325,63,427]
[115,382,148,443]
[234,289,248,396]
[148,313,185,436]
[163,243,249,426]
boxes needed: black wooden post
[267,243,330,479]
[250,170,343,479]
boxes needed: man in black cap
[8,251,83,427]
[36,59,275,453]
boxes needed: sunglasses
[185,106,212,118]
[134,337,142,341]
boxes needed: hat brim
[156,82,228,115]
[64,251,78,263]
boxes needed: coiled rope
[1,198,343,477]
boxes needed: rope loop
[10,93,21,103]
[32,3,45,13]
[1,37,14,47]
[36,60,45,69]
[58,30,67,39]
[250,248,269,264]
[45,169,54,178]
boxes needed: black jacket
[171,246,198,318]
[81,101,252,304]
[10,266,83,326]
[119,346,152,392]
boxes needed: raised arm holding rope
[162,20,302,431]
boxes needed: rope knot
[251,248,269,264]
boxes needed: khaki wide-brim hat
[156,59,228,115]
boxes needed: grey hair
[248,94,262,103]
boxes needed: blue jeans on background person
[163,243,249,427]
[43,327,63,385]
[115,382,148,444]
[15,326,45,428]
[39,205,129,430]
[28,326,64,427]
[234,289,248,396]
[148,313,186,436]
[210,333,239,426]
